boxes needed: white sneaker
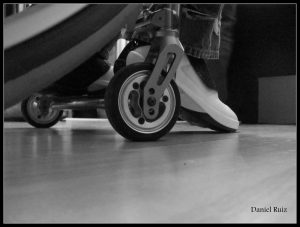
[177,55,239,132]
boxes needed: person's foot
[176,54,239,132]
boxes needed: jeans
[133,4,224,59]
[179,4,224,59]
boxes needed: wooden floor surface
[3,119,297,223]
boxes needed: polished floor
[3,119,296,223]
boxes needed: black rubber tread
[105,63,180,141]
[180,106,237,133]
[21,96,63,128]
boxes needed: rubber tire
[21,96,63,128]
[105,63,180,141]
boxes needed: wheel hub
[118,70,176,134]
[37,97,52,115]
[26,94,60,124]
[128,80,167,124]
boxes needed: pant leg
[179,4,224,59]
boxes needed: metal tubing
[143,33,184,120]
[51,99,105,110]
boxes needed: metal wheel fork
[141,5,184,121]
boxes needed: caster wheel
[21,94,63,128]
[105,63,180,141]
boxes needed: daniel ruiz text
[251,206,287,213]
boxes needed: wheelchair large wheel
[21,94,63,128]
[105,63,180,141]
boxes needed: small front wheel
[21,94,63,128]
[105,63,180,141]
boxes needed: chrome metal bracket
[143,31,184,120]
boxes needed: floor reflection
[3,120,296,223]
